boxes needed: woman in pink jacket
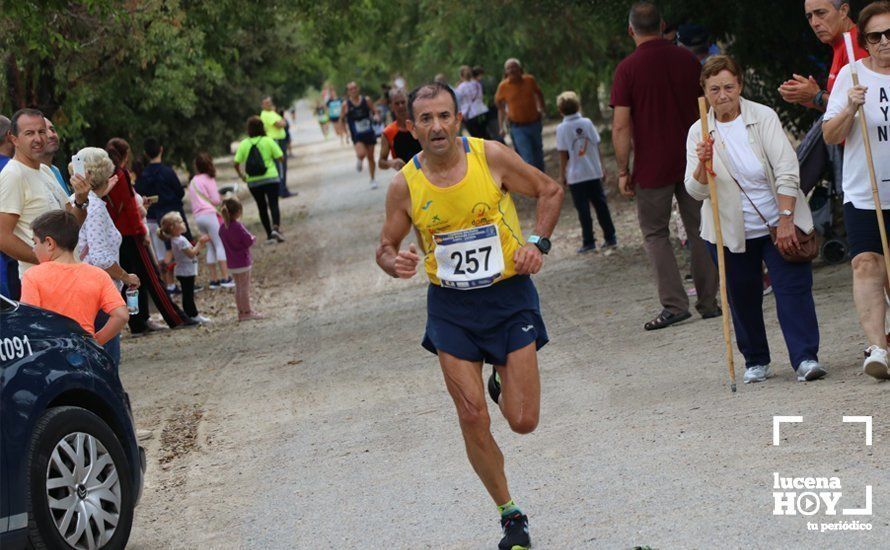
[189,153,234,289]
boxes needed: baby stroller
[797,115,848,264]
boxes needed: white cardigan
[684,97,814,253]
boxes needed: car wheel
[26,406,134,550]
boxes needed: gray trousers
[635,182,719,315]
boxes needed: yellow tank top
[403,136,524,288]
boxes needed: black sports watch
[527,235,551,255]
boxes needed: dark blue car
[0,295,145,549]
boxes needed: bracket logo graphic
[771,416,874,531]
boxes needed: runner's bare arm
[338,100,349,133]
[378,137,394,169]
[485,140,563,238]
[368,96,380,119]
[376,173,419,278]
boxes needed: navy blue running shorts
[844,202,890,258]
[422,275,549,366]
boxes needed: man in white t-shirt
[0,108,89,277]
[555,91,617,254]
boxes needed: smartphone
[71,154,86,177]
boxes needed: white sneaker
[271,229,286,243]
[190,315,212,324]
[796,359,827,382]
[219,277,236,289]
[863,346,890,380]
[356,158,363,172]
[743,364,772,384]
[370,179,378,190]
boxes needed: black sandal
[644,309,692,331]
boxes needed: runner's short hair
[472,66,485,78]
[858,1,890,49]
[31,210,80,251]
[10,108,44,136]
[246,116,265,137]
[629,2,661,36]
[407,82,458,121]
[700,55,744,91]
[557,91,581,115]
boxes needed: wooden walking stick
[844,32,890,289]
[698,97,737,393]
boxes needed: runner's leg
[367,142,377,181]
[493,341,540,434]
[439,351,511,505]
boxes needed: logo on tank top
[472,202,492,226]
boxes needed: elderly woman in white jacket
[685,55,824,384]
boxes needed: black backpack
[245,139,266,177]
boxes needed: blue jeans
[95,311,121,368]
[706,236,819,370]
[568,179,616,247]
[509,119,544,172]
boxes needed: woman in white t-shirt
[686,55,824,384]
[823,2,890,380]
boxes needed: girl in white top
[822,4,890,379]
[686,55,824,384]
[158,211,210,323]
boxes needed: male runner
[378,88,422,171]
[339,81,380,189]
[376,82,563,549]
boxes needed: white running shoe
[743,364,772,384]
[796,360,827,382]
[863,346,890,379]
[190,315,212,324]
[370,179,378,190]
[271,229,286,242]
[356,158,363,172]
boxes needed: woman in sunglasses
[823,0,890,379]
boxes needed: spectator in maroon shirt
[610,1,720,331]
[105,137,191,334]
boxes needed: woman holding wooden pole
[686,55,825,384]
[823,1,890,380]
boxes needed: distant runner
[339,81,380,189]
[378,88,422,171]
[376,82,563,550]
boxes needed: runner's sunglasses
[865,28,890,44]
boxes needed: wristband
[814,89,827,108]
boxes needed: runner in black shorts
[340,81,380,189]
[376,82,563,549]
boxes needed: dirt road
[125,107,888,549]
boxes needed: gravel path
[124,106,888,549]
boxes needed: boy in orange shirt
[21,210,128,345]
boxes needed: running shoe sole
[487,368,501,404]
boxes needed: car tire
[26,406,134,550]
